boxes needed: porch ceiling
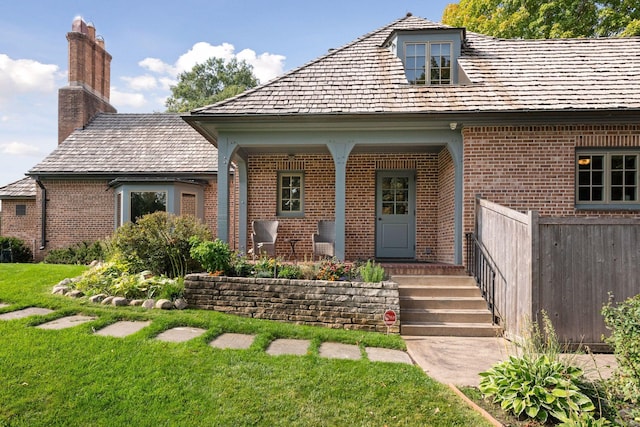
[240,143,445,155]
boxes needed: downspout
[35,178,47,250]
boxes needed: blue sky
[0,0,455,187]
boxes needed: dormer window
[405,42,452,85]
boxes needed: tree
[165,57,258,112]
[442,0,639,38]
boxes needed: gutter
[35,178,47,250]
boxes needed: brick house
[0,18,220,261]
[185,14,640,264]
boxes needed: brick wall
[58,87,116,143]
[0,199,38,255]
[184,274,400,333]
[437,148,456,264]
[35,179,115,260]
[246,152,443,261]
[463,125,640,236]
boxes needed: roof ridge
[190,14,416,114]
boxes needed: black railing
[465,232,498,325]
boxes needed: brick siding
[0,199,38,255]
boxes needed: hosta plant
[479,354,596,424]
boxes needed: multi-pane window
[15,204,26,216]
[278,172,304,216]
[130,191,167,222]
[381,177,409,215]
[577,152,638,205]
[405,42,451,85]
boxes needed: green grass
[0,263,492,426]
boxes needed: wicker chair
[251,220,279,259]
[312,220,335,260]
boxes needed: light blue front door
[375,170,416,259]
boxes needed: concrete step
[401,309,494,323]
[399,286,482,298]
[392,275,475,287]
[400,296,488,310]
[400,322,502,337]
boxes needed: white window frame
[404,41,452,86]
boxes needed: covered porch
[185,116,464,264]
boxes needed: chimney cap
[71,16,88,34]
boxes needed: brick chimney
[58,17,117,144]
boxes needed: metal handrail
[465,232,498,325]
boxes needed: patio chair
[251,220,279,259]
[312,220,335,260]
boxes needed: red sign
[383,310,397,326]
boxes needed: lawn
[0,263,491,426]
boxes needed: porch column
[447,135,463,264]
[236,156,248,253]
[216,137,236,243]
[327,141,355,261]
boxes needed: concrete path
[209,333,255,350]
[404,336,618,387]
[95,320,152,337]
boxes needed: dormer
[383,25,465,86]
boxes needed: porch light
[578,158,591,166]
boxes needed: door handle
[378,217,382,221]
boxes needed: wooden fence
[475,197,640,347]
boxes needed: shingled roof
[0,177,36,199]
[28,114,217,177]
[191,14,640,116]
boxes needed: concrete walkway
[404,336,618,387]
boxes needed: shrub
[109,212,211,277]
[44,241,105,265]
[253,256,280,278]
[358,260,385,282]
[277,264,303,279]
[189,238,232,274]
[315,258,353,281]
[0,236,33,263]
[230,252,253,277]
[602,294,640,404]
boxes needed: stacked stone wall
[184,274,400,333]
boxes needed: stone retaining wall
[184,274,400,333]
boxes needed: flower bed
[184,274,400,333]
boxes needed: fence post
[529,210,540,320]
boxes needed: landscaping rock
[89,294,107,304]
[129,299,144,306]
[57,278,74,287]
[174,298,188,310]
[155,299,173,310]
[52,285,70,295]
[142,299,155,309]
[112,297,129,307]
[89,260,100,267]
[67,290,84,298]
[101,296,115,305]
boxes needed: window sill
[576,203,640,211]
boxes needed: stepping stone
[0,303,9,309]
[95,320,152,338]
[0,307,54,320]
[155,327,207,343]
[365,347,413,365]
[209,333,255,350]
[36,315,96,330]
[266,339,311,356]
[318,342,361,360]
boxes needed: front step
[394,275,502,337]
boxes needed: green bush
[109,212,211,278]
[277,264,303,279]
[358,260,385,282]
[0,236,33,263]
[44,241,106,265]
[480,354,596,423]
[230,252,253,277]
[602,294,640,404]
[189,238,232,274]
[253,256,280,278]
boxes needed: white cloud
[139,57,174,75]
[110,87,147,109]
[122,74,158,91]
[0,54,59,101]
[1,141,41,157]
[236,49,286,84]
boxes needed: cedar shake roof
[28,113,217,176]
[191,14,640,116]
[0,177,36,199]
